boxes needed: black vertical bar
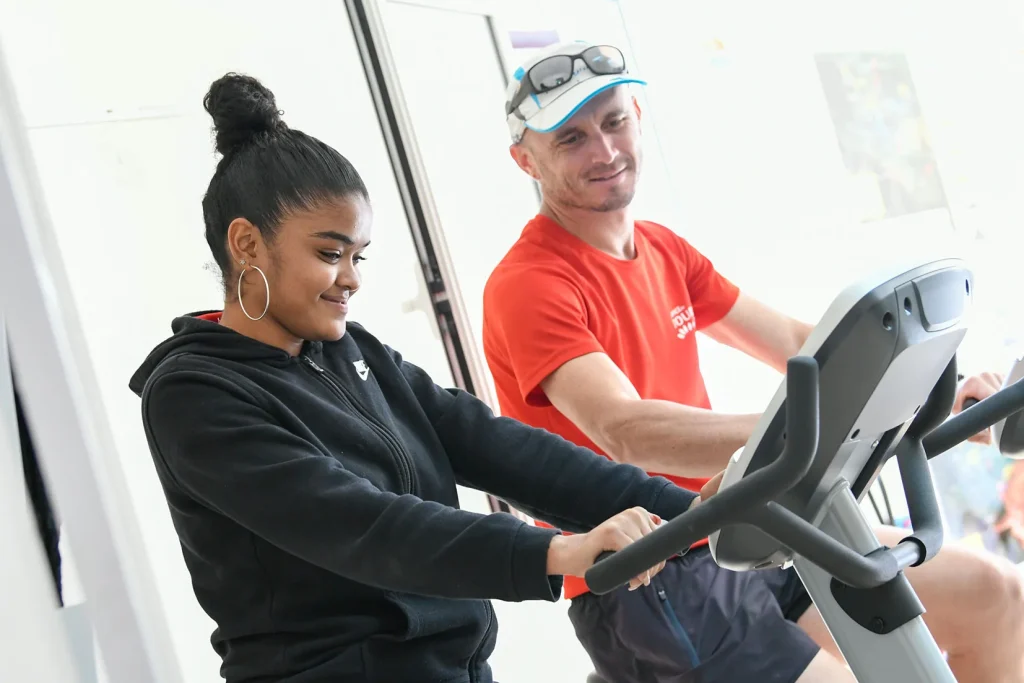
[4,327,63,604]
[345,0,476,396]
[346,0,516,515]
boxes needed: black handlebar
[924,376,1024,459]
[584,356,821,595]
[585,355,1024,596]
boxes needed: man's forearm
[599,399,761,479]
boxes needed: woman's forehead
[283,197,372,241]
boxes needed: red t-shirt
[482,215,741,599]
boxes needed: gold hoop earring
[237,259,270,321]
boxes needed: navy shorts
[568,546,819,683]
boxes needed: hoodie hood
[129,311,322,396]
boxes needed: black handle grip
[584,356,820,595]
[962,397,979,410]
[924,376,1024,458]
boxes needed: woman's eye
[354,254,367,264]
[320,251,341,263]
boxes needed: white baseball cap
[504,40,646,143]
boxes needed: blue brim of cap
[524,75,647,134]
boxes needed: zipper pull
[303,356,325,373]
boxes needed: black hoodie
[129,313,697,683]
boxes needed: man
[482,40,1024,683]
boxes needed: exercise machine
[586,258,1024,682]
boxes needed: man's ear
[509,142,541,181]
[632,95,643,122]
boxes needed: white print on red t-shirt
[670,305,696,340]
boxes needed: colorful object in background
[708,38,729,68]
[891,515,914,531]
[508,30,559,50]
[814,52,948,223]
[930,441,1024,563]
[993,462,1024,547]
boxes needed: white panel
[383,3,539,408]
[0,323,83,683]
[1,1,454,680]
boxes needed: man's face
[512,86,642,213]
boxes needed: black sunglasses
[506,45,628,119]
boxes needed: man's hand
[953,372,1005,444]
[700,470,725,499]
[686,470,726,510]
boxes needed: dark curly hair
[200,72,369,287]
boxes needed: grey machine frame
[587,258,1024,682]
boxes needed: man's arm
[536,293,812,479]
[701,293,814,373]
[540,352,760,479]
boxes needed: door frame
[346,0,545,516]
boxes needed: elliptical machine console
[711,258,971,575]
[585,258,1024,683]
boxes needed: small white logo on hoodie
[353,360,370,381]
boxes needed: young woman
[129,73,708,683]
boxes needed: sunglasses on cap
[505,45,628,120]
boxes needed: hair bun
[203,72,285,156]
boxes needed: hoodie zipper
[301,356,417,495]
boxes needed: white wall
[620,0,1024,410]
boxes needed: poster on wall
[815,52,948,222]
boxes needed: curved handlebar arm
[584,356,820,595]
[756,501,920,587]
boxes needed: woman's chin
[322,320,347,341]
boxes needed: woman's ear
[226,217,262,265]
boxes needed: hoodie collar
[129,311,323,396]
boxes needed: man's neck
[541,202,636,260]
